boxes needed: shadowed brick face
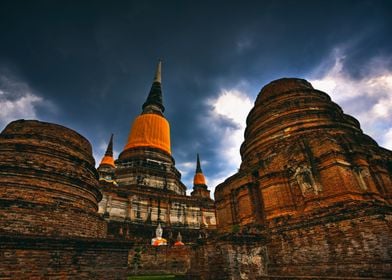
[0,235,131,279]
[214,78,392,278]
[0,120,106,238]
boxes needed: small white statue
[151,223,167,246]
[174,232,184,246]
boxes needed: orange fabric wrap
[100,155,115,167]
[194,173,206,185]
[124,114,171,154]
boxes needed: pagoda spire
[105,133,114,156]
[121,61,171,156]
[196,153,202,173]
[142,60,165,113]
[99,134,115,168]
[193,153,206,186]
[191,153,210,199]
[153,59,162,83]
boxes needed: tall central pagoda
[115,61,186,195]
[97,61,216,241]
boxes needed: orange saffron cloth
[193,173,206,185]
[123,113,171,155]
[100,155,115,167]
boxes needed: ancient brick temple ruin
[0,120,132,279]
[213,78,392,278]
[96,61,216,243]
[0,69,391,279]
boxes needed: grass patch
[128,275,176,280]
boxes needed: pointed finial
[142,60,165,113]
[153,59,162,84]
[105,133,114,156]
[196,153,202,173]
[99,133,115,168]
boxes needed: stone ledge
[257,276,389,280]
[0,233,133,250]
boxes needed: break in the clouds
[310,48,392,149]
[176,88,253,193]
[203,88,253,189]
[0,0,391,196]
[0,71,54,130]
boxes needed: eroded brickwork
[0,120,106,238]
[215,78,392,278]
[188,235,268,280]
[128,246,191,276]
[267,202,392,278]
[0,234,132,280]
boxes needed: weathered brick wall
[214,78,392,278]
[0,120,106,238]
[0,199,106,238]
[216,78,392,228]
[128,245,191,276]
[0,234,133,280]
[188,235,268,280]
[267,202,392,278]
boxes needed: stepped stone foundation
[187,234,268,280]
[0,234,132,280]
[267,202,392,278]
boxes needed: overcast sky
[1,0,391,195]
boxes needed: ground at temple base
[128,275,185,280]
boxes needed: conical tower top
[153,59,162,83]
[191,153,210,198]
[142,60,165,113]
[193,153,206,186]
[105,133,114,156]
[122,61,171,156]
[196,153,202,173]
[99,134,115,168]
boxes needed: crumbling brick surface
[214,79,392,278]
[0,120,105,238]
[0,234,132,280]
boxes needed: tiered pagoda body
[215,78,392,277]
[97,62,216,241]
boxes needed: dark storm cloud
[0,0,391,190]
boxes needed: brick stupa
[215,78,392,277]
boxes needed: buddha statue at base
[151,223,167,246]
[174,232,184,246]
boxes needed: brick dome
[240,78,364,167]
[216,78,389,228]
[254,78,314,105]
[0,120,106,238]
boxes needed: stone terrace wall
[267,202,392,278]
[128,245,191,276]
[0,234,133,280]
[187,235,268,280]
[0,199,106,238]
